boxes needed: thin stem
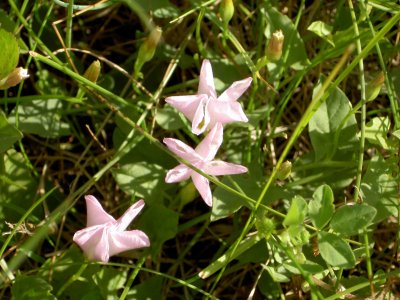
[66,0,74,49]
[56,263,88,297]
[360,0,400,129]
[119,256,146,300]
[8,0,62,63]
[348,0,366,204]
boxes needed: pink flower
[73,195,150,263]
[165,59,252,135]
[164,123,248,206]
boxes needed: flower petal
[195,123,223,161]
[165,164,192,183]
[73,225,110,262]
[165,94,206,122]
[115,199,146,231]
[163,138,200,162]
[108,230,150,257]
[191,173,213,207]
[198,59,217,98]
[217,77,252,102]
[208,100,248,125]
[205,160,248,176]
[85,195,115,227]
[191,97,210,135]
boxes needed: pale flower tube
[73,195,150,263]
[166,59,252,135]
[164,123,248,206]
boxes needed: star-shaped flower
[165,59,252,135]
[164,123,248,206]
[73,195,150,263]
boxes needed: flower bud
[83,60,101,83]
[266,30,284,61]
[0,67,29,89]
[220,0,234,28]
[365,72,384,102]
[276,160,292,180]
[134,27,162,78]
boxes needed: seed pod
[266,30,284,61]
[276,160,292,180]
[134,27,162,78]
[0,67,29,89]
[220,0,235,28]
[83,60,101,83]
[365,72,384,102]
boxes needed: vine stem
[348,1,374,295]
[206,8,400,290]
[208,44,355,294]
[119,256,146,300]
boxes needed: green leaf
[112,162,167,204]
[392,129,400,141]
[257,272,282,299]
[283,195,307,227]
[211,167,290,221]
[127,276,163,299]
[138,204,178,256]
[307,21,334,46]
[12,275,56,300]
[155,106,185,130]
[262,265,291,283]
[0,9,16,32]
[361,154,398,222]
[0,28,19,79]
[309,79,359,161]
[330,204,377,236]
[35,69,67,95]
[0,110,22,153]
[318,232,356,268]
[308,184,334,229]
[365,116,391,150]
[292,152,357,192]
[8,99,70,138]
[0,150,40,231]
[38,247,103,299]
[92,268,127,300]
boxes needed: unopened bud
[276,160,292,180]
[366,72,384,102]
[135,27,162,78]
[266,30,284,61]
[0,67,29,89]
[83,60,101,83]
[220,0,234,28]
